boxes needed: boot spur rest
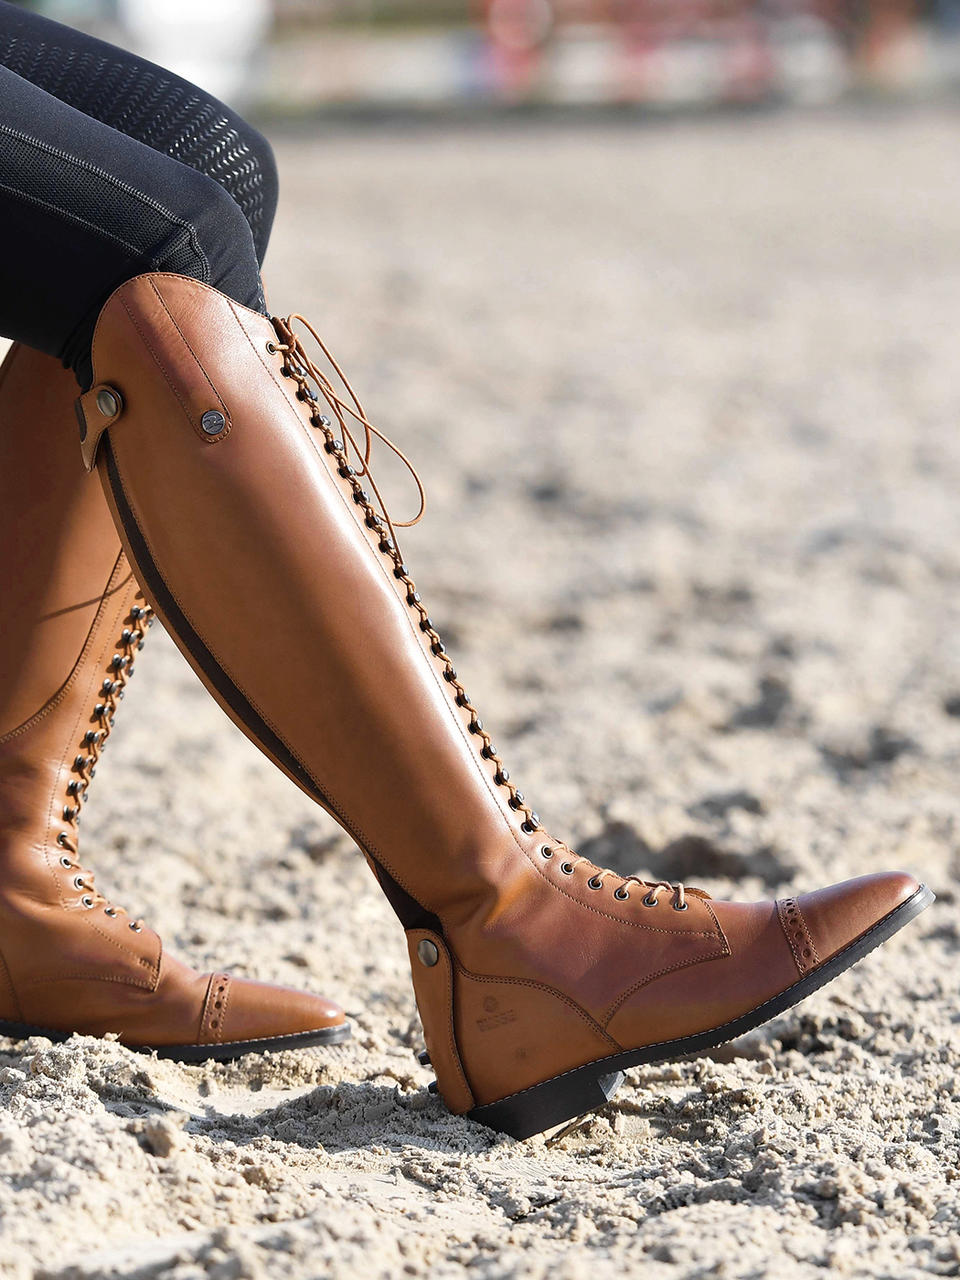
[75,272,933,1135]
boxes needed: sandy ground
[2,108,959,1279]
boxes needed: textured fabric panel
[0,1,271,386]
[0,122,208,280]
[0,0,276,263]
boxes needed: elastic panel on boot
[369,859,443,933]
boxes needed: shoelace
[57,598,154,931]
[271,314,426,560]
[538,838,687,909]
[271,313,690,911]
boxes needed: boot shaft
[80,275,532,926]
[78,277,719,997]
[0,343,160,992]
[0,344,128,735]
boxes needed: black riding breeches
[0,0,274,388]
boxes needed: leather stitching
[475,891,927,1109]
[0,558,135,744]
[34,560,160,975]
[600,900,732,1022]
[147,278,231,442]
[451,953,621,1050]
[117,292,205,440]
[777,897,821,976]
[413,931,475,1107]
[17,970,158,992]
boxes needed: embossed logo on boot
[476,995,518,1032]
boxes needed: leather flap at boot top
[77,273,235,471]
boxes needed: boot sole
[467,883,935,1140]
[0,1019,351,1062]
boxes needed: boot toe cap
[793,871,922,968]
[205,973,347,1048]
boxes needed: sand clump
[1,110,959,1277]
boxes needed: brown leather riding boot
[0,341,348,1060]
[75,273,933,1134]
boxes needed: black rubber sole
[0,1019,352,1063]
[467,884,935,1140]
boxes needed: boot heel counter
[450,971,619,1111]
[406,929,475,1115]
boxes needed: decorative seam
[777,897,820,976]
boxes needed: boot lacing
[537,838,688,911]
[270,316,690,910]
[57,597,154,929]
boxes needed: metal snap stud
[201,410,226,436]
[417,939,439,967]
[96,388,120,418]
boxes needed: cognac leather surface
[82,274,922,1107]
[0,342,344,1049]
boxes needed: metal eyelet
[104,907,118,917]
[73,875,85,891]
[57,831,68,847]
[60,855,72,869]
[520,820,538,834]
[81,895,94,908]
[266,340,277,354]
[540,845,554,858]
[587,876,603,890]
[642,894,659,908]
[560,862,575,876]
[673,901,689,912]
[614,887,630,901]
[129,921,142,932]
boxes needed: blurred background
[13,0,960,112]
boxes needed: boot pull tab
[76,384,123,472]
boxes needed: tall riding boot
[0,341,348,1059]
[76,274,932,1133]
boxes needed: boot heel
[467,1068,625,1140]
